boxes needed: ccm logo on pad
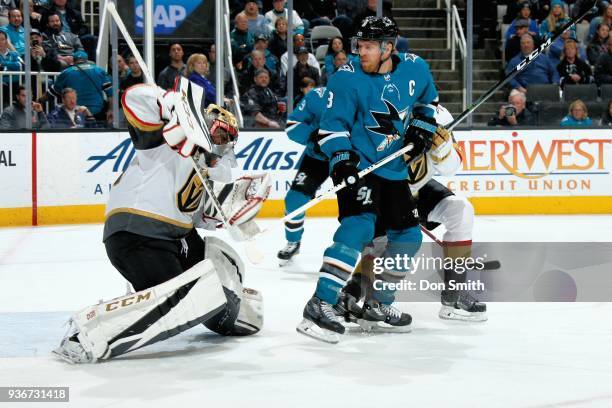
[105,292,152,312]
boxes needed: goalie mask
[204,104,239,158]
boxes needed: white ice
[1,216,612,408]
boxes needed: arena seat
[563,84,598,102]
[527,84,561,102]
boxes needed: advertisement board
[117,0,215,39]
[1,128,611,226]
[444,129,612,197]
[0,133,31,209]
[37,132,129,207]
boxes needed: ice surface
[1,216,612,407]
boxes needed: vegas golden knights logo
[408,155,428,184]
[177,169,204,212]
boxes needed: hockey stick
[420,227,501,270]
[106,2,264,263]
[190,152,264,263]
[281,0,598,225]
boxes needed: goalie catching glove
[197,173,272,230]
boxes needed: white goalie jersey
[407,104,462,193]
[103,84,270,242]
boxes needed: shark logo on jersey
[404,53,418,62]
[367,97,409,152]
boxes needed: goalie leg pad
[56,260,227,363]
[202,236,264,336]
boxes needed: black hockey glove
[330,150,360,192]
[403,115,438,163]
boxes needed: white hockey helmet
[434,104,454,127]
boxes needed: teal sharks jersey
[286,87,328,161]
[317,53,439,180]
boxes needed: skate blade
[52,347,89,364]
[278,257,292,267]
[342,321,363,333]
[357,319,412,333]
[52,348,76,364]
[296,318,340,344]
[439,306,488,322]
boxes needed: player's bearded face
[357,40,383,73]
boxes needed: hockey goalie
[53,78,270,363]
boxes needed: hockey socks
[371,227,422,305]
[283,189,309,243]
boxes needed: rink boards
[1,128,611,226]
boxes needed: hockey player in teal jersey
[296,16,443,343]
[278,87,330,266]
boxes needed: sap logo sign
[134,0,201,35]
[236,137,300,171]
[136,5,186,30]
[87,138,135,173]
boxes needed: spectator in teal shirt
[50,51,113,125]
[0,30,23,91]
[561,99,593,126]
[540,1,574,39]
[0,9,25,57]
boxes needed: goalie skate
[296,296,345,344]
[52,331,95,364]
[439,290,487,322]
[277,242,300,266]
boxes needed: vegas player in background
[344,104,487,325]
[53,78,269,363]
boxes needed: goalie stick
[105,2,264,264]
[280,0,599,224]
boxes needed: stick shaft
[105,2,155,84]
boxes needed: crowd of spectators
[228,0,401,127]
[3,0,611,129]
[494,0,612,126]
[0,0,112,129]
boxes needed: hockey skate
[52,334,95,364]
[277,242,300,266]
[297,296,345,344]
[439,290,487,322]
[355,300,412,333]
[333,291,363,331]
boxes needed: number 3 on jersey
[327,91,334,108]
